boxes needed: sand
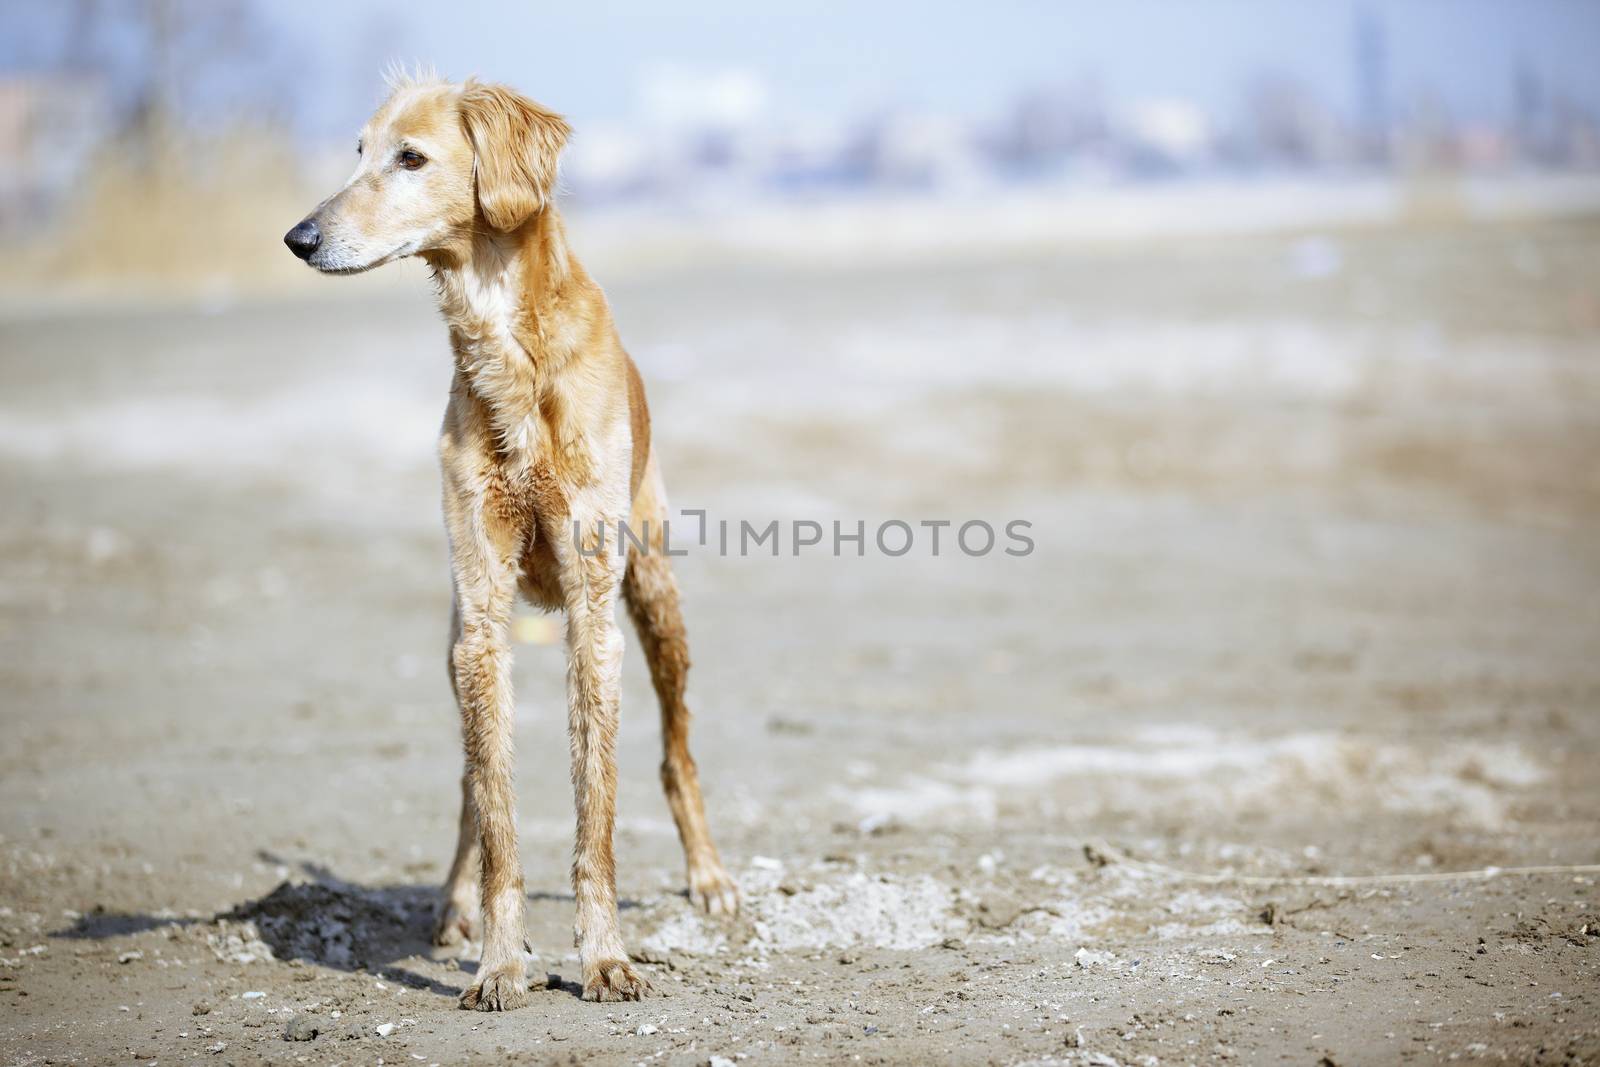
[2,215,1598,1064]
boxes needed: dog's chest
[448,304,536,436]
[446,321,594,521]
[447,279,589,449]
[437,263,609,532]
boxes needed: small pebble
[284,1015,321,1042]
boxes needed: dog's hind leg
[433,775,482,948]
[433,605,484,949]
[623,470,739,916]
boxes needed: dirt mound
[219,880,430,970]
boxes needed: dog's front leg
[448,518,530,1012]
[558,517,649,1002]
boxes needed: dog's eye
[356,142,363,156]
[398,149,426,170]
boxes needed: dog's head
[284,77,570,273]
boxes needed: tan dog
[283,75,737,1010]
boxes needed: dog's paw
[459,962,529,1012]
[582,958,649,1002]
[689,861,740,917]
[432,898,481,949]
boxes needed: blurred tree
[4,0,291,172]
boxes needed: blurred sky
[4,0,1600,140]
[258,0,1600,134]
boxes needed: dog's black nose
[284,218,321,259]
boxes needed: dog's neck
[428,209,572,347]
[428,209,581,454]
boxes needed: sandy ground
[2,216,1599,1065]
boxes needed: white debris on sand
[849,727,1548,832]
[639,865,964,956]
[637,908,729,958]
[639,852,1269,964]
[208,921,274,965]
[748,871,964,952]
[1073,947,1126,970]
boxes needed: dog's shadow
[51,852,645,1000]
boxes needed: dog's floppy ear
[458,81,571,231]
